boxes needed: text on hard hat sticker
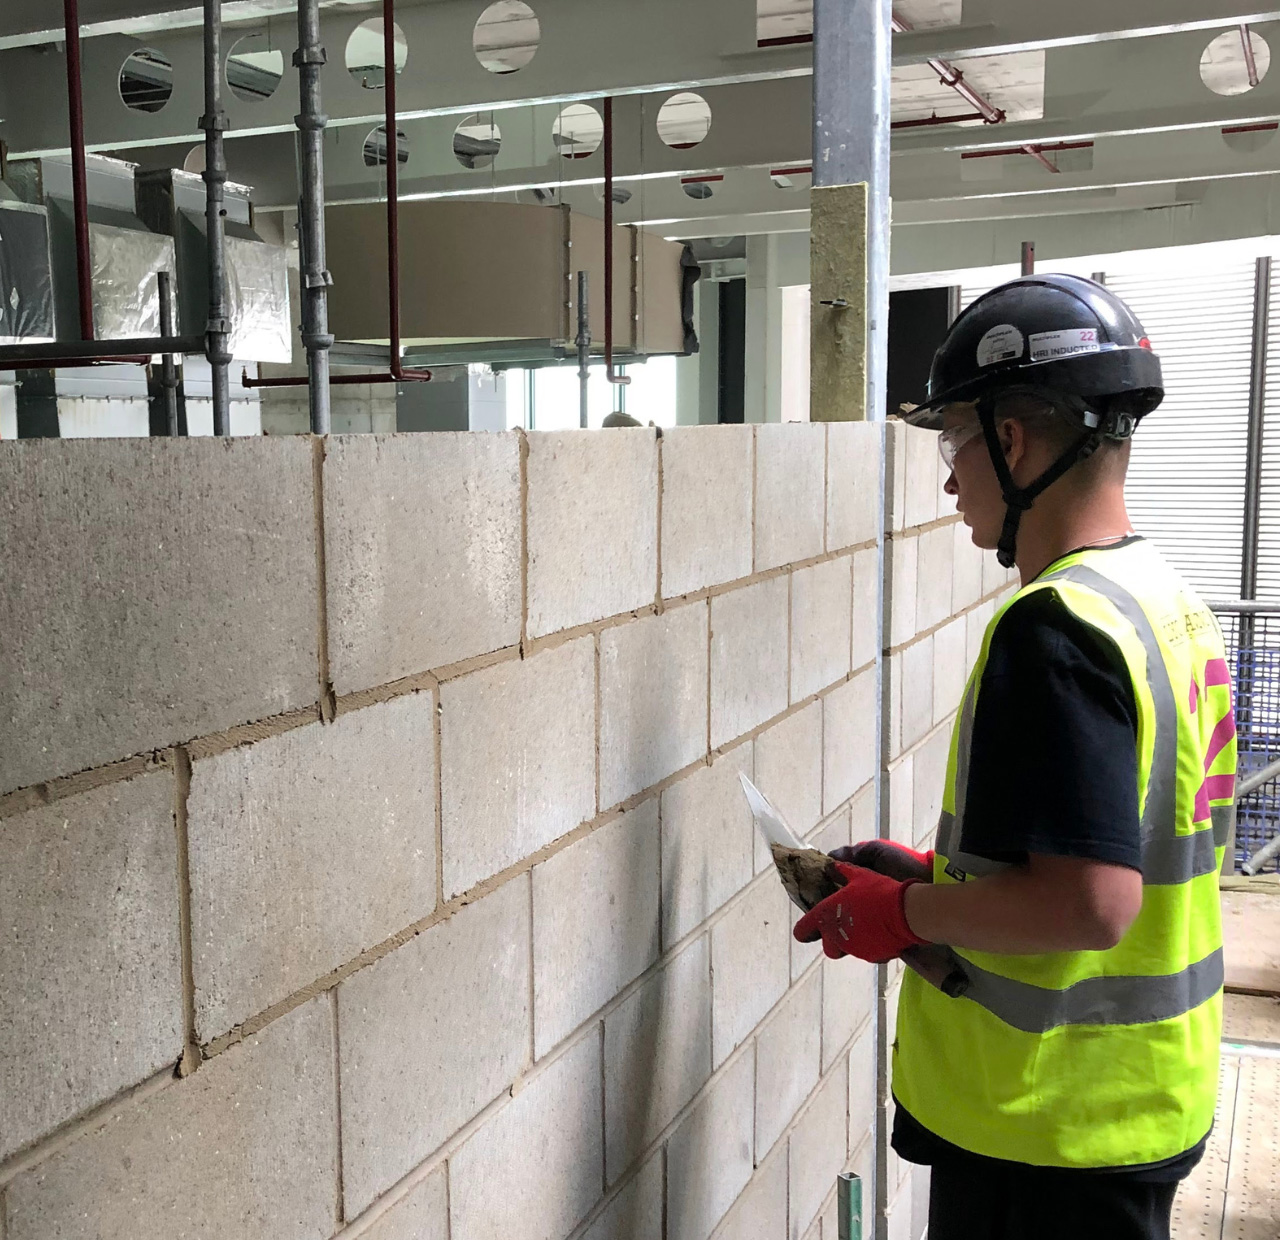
[976,324,1024,368]
[1029,328,1102,362]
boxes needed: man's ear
[997,417,1023,467]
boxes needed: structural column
[745,234,784,423]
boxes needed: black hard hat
[908,274,1164,432]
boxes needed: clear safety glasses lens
[938,423,982,471]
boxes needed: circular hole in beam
[226,33,285,102]
[656,91,712,149]
[119,48,174,113]
[553,103,604,160]
[363,125,409,167]
[454,114,502,169]
[1200,28,1270,96]
[474,1,540,74]
[345,18,408,90]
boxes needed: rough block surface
[715,1148,788,1240]
[903,427,940,529]
[826,423,881,550]
[323,433,522,693]
[660,747,755,947]
[915,525,954,635]
[665,1051,755,1240]
[932,617,968,726]
[604,936,712,1182]
[188,695,437,1040]
[532,800,661,1058]
[710,576,789,748]
[901,637,935,753]
[582,1154,664,1240]
[338,880,531,1215]
[0,771,183,1164]
[440,639,595,898]
[449,1034,603,1240]
[711,877,791,1068]
[5,998,337,1240]
[888,535,918,648]
[755,423,827,570]
[790,557,853,702]
[823,668,877,813]
[0,438,318,795]
[361,1170,448,1240]
[822,956,874,1073]
[599,603,708,810]
[849,1019,877,1155]
[852,546,879,671]
[753,702,823,870]
[661,426,753,597]
[526,430,658,638]
[788,1060,850,1240]
[755,969,822,1156]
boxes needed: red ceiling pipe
[892,111,988,129]
[891,12,1006,125]
[63,0,94,341]
[245,371,429,387]
[603,97,629,387]
[1241,25,1261,89]
[961,140,1094,159]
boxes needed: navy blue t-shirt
[894,539,1206,1181]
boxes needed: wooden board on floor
[1221,889,1280,994]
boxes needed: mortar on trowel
[740,774,969,998]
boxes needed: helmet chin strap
[975,396,1104,569]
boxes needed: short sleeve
[959,588,1142,870]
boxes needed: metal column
[202,0,232,436]
[813,0,891,423]
[576,270,590,428]
[62,0,94,342]
[295,0,333,434]
[158,271,180,436]
[1242,256,1271,603]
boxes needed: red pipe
[891,12,1005,125]
[603,97,628,387]
[244,370,428,388]
[892,111,987,129]
[0,355,150,371]
[961,140,1093,159]
[63,0,94,341]
[1241,24,1260,89]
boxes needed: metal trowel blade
[739,772,807,852]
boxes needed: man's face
[940,403,1006,550]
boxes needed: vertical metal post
[295,0,332,435]
[383,2,404,378]
[603,97,629,388]
[576,270,590,428]
[1021,240,1036,275]
[837,1173,864,1240]
[202,0,232,435]
[62,0,94,341]
[158,271,179,436]
[812,0,890,422]
[1242,255,1270,603]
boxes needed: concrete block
[361,1170,448,1240]
[0,438,318,795]
[753,701,823,870]
[791,557,853,702]
[188,695,437,1040]
[826,422,882,550]
[599,603,709,810]
[755,423,827,571]
[966,598,996,668]
[885,1174,915,1240]
[981,545,1007,599]
[806,805,852,854]
[887,754,914,850]
[852,546,879,672]
[338,880,531,1215]
[901,636,934,752]
[526,429,658,638]
[710,576,789,749]
[913,724,950,850]
[660,747,755,947]
[605,936,712,1182]
[0,772,183,1164]
[789,1060,850,1240]
[851,780,876,843]
[533,801,661,1058]
[887,651,903,762]
[938,449,957,518]
[715,1147,787,1240]
[711,877,791,1067]
[951,520,984,613]
[884,421,907,534]
[887,535,918,648]
[848,1018,876,1154]
[582,1154,663,1240]
[823,956,874,1074]
[661,426,754,597]
[913,1164,932,1240]
[450,1034,603,1240]
[903,427,940,529]
[848,1132,875,1203]
[5,997,336,1240]
[789,889,825,980]
[323,432,522,694]
[915,526,953,635]
[822,667,876,813]
[440,638,595,898]
[666,1052,755,1240]
[933,618,968,726]
[755,969,822,1155]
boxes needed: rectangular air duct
[0,200,55,345]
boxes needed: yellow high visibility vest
[894,540,1235,1168]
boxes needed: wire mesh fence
[1211,602,1280,873]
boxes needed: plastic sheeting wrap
[88,222,175,340]
[224,236,291,364]
[0,204,56,344]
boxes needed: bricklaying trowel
[739,773,969,998]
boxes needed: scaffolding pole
[202,0,232,436]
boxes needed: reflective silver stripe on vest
[957,946,1224,1034]
[1211,803,1234,849]
[1039,564,1217,886]
[936,675,1010,879]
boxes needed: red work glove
[793,862,929,963]
[829,840,934,884]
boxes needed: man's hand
[830,840,934,884]
[793,862,929,962]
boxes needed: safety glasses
[938,422,984,471]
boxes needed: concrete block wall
[0,422,888,1240]
[875,422,1018,1240]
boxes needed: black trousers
[927,1155,1180,1240]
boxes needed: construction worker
[795,274,1236,1240]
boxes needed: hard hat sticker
[1029,328,1102,362]
[976,324,1024,368]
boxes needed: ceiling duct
[0,198,55,346]
[136,167,291,364]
